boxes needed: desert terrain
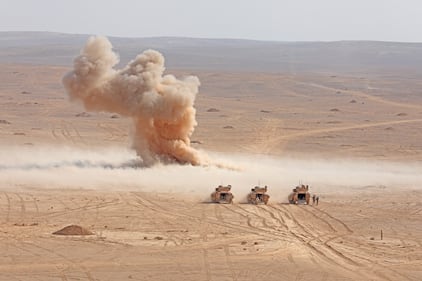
[0,32,421,280]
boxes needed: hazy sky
[0,0,421,42]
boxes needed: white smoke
[62,36,207,166]
[0,146,421,202]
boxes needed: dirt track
[0,188,420,281]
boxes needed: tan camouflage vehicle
[247,186,270,205]
[288,184,311,205]
[211,185,234,204]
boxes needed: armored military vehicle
[247,186,270,205]
[211,185,234,204]
[288,184,311,205]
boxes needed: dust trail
[0,146,421,202]
[62,36,207,166]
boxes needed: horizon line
[1,30,422,45]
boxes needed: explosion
[62,36,207,166]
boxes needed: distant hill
[1,31,422,74]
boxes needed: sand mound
[75,112,91,117]
[52,225,93,236]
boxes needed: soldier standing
[316,196,319,206]
[312,194,316,205]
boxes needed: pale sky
[0,0,421,42]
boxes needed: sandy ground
[0,63,422,280]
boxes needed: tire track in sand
[305,81,422,110]
[275,204,365,278]
[14,193,26,222]
[279,204,413,281]
[2,192,11,223]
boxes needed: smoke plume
[62,36,206,166]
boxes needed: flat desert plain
[0,36,422,281]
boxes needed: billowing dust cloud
[62,36,206,166]
[1,146,422,202]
